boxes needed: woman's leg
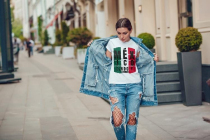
[109,85,126,140]
[125,83,143,140]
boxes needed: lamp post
[0,0,14,72]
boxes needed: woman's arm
[153,53,159,62]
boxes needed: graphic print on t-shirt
[114,47,136,73]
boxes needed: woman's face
[116,27,132,42]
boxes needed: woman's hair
[115,18,132,31]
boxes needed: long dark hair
[115,18,132,31]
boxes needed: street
[0,50,210,140]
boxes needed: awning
[46,11,62,29]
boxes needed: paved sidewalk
[0,50,210,140]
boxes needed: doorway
[178,0,193,29]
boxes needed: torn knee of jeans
[110,96,118,104]
[127,112,136,125]
[112,106,123,127]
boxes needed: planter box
[55,46,61,56]
[177,51,202,106]
[77,48,87,64]
[62,47,75,59]
[43,46,52,53]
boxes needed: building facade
[21,0,210,64]
[94,0,210,64]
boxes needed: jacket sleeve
[84,46,99,87]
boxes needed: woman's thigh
[109,85,126,125]
[125,83,143,124]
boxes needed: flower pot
[43,46,52,53]
[62,47,75,59]
[77,48,87,64]
[55,46,61,56]
[177,51,202,106]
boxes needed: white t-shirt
[106,38,141,84]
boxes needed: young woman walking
[80,18,158,140]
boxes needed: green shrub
[43,30,50,46]
[54,29,63,46]
[61,21,69,46]
[175,27,202,52]
[67,27,92,48]
[137,33,155,49]
[37,16,43,43]
[93,37,101,40]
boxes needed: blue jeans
[30,46,33,55]
[108,83,143,140]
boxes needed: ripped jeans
[109,83,143,140]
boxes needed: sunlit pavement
[0,49,210,140]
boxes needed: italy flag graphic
[114,47,136,73]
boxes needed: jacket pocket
[141,73,154,97]
[85,63,99,87]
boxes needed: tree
[12,19,23,38]
[43,30,50,46]
[61,21,69,46]
[38,16,43,43]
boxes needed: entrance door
[178,0,193,29]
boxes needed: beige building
[12,0,23,20]
[93,0,210,64]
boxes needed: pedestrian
[30,38,34,56]
[13,38,20,64]
[26,38,32,57]
[207,79,210,87]
[80,18,158,140]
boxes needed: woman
[81,18,158,140]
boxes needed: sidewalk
[0,50,209,140]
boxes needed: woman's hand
[87,40,93,46]
[153,53,159,62]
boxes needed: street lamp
[65,3,71,11]
[138,5,142,13]
[48,7,55,18]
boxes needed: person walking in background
[26,38,32,57]
[81,18,159,140]
[30,38,34,56]
[13,38,20,64]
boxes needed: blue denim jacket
[80,36,158,106]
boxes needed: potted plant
[54,29,63,56]
[61,21,74,59]
[93,37,101,40]
[42,29,52,53]
[67,27,92,63]
[137,33,155,53]
[175,27,203,106]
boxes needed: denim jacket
[80,36,158,106]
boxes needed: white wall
[14,0,23,20]
[193,0,210,64]
[22,0,30,38]
[95,1,106,38]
